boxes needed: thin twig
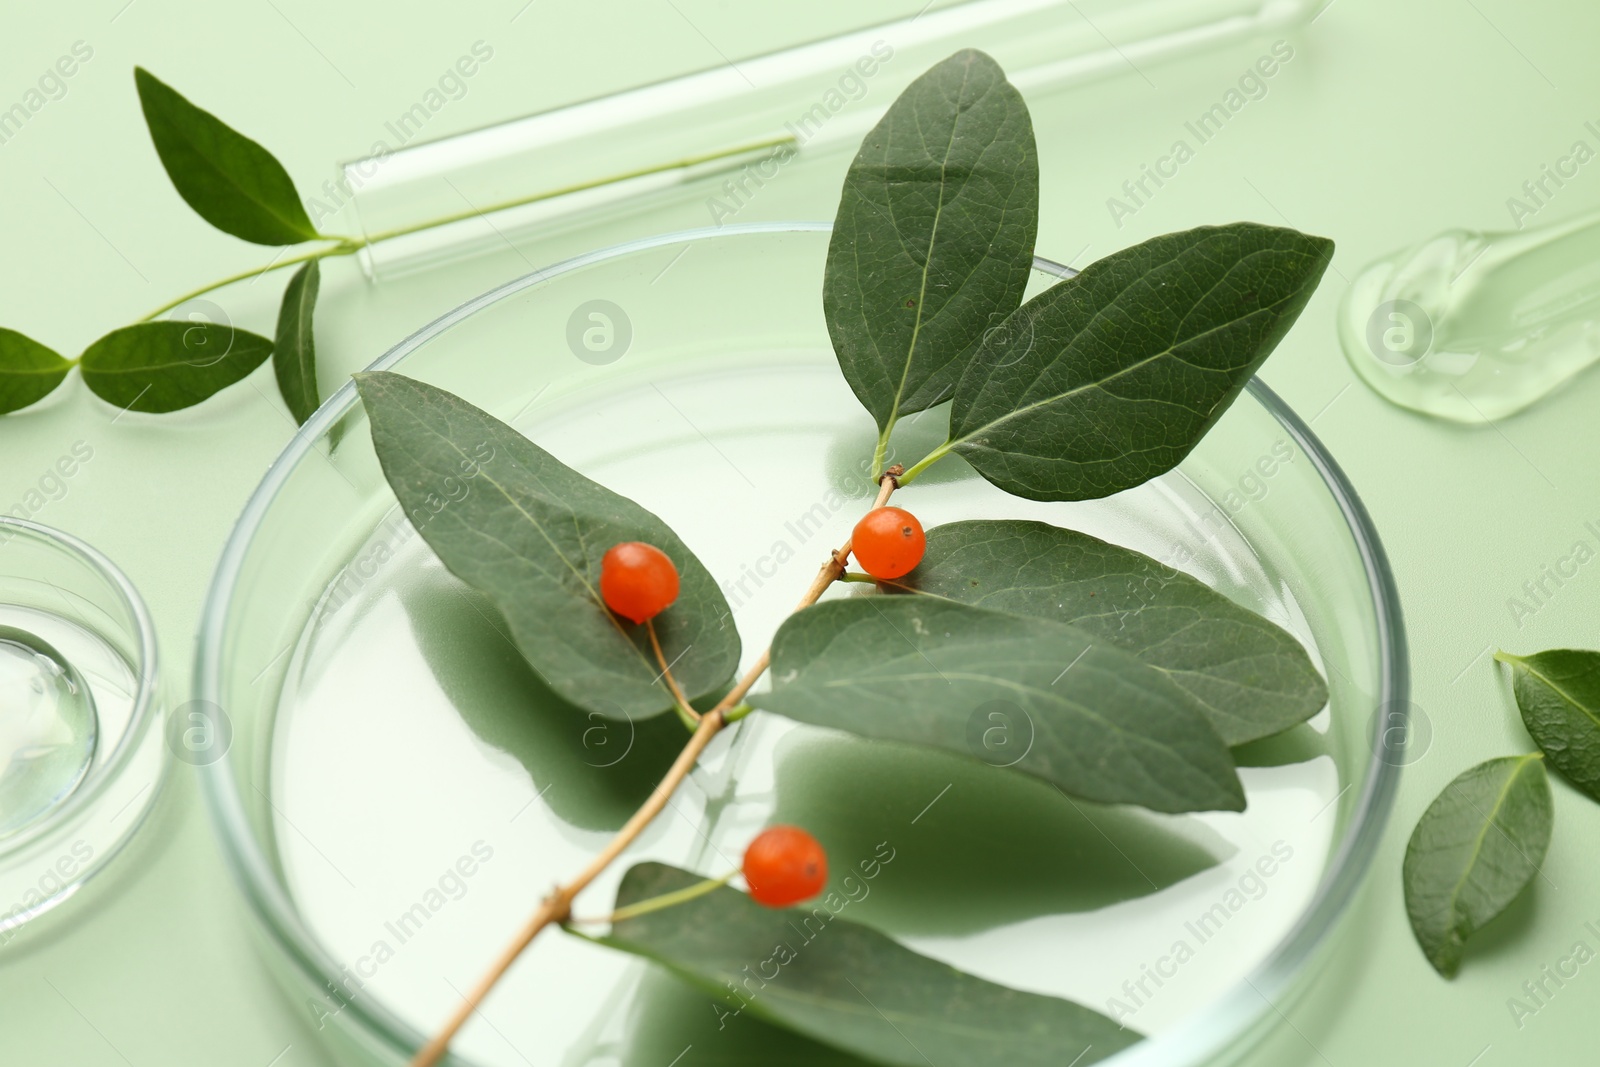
[138,241,359,321]
[409,470,901,1067]
[134,138,799,326]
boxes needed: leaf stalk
[568,869,737,926]
[898,441,952,485]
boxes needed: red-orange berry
[851,506,926,580]
[743,825,828,908]
[599,541,680,623]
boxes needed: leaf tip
[946,46,1001,70]
[132,65,165,102]
[1428,945,1462,980]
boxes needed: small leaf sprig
[2,68,784,421]
[4,69,348,419]
[1403,647,1600,977]
[355,50,1336,1067]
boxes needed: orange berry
[743,825,828,908]
[599,541,680,623]
[851,506,926,580]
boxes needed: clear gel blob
[0,624,98,839]
[1339,210,1600,422]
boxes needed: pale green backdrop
[1,1,1596,1064]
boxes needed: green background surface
[1,1,1597,1064]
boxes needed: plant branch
[409,468,901,1067]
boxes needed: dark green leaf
[586,862,1140,1067]
[885,519,1326,745]
[354,371,739,720]
[824,49,1038,438]
[135,67,319,245]
[274,260,321,425]
[0,328,73,414]
[754,596,1243,813]
[1498,649,1600,803]
[939,223,1334,501]
[1403,754,1552,978]
[79,321,272,413]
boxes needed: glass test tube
[339,0,1325,278]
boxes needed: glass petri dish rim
[0,516,162,859]
[194,221,1409,1066]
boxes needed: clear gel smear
[1339,209,1600,422]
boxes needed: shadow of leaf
[1452,875,1543,974]
[768,731,1232,937]
[619,966,879,1067]
[397,569,685,833]
[820,400,957,487]
[1230,723,1328,768]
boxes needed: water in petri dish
[1339,209,1600,422]
[0,623,98,839]
[272,359,1337,1067]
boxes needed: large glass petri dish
[196,223,1407,1067]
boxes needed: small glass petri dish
[197,223,1407,1067]
[0,517,166,943]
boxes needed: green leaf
[79,321,273,413]
[1498,649,1600,803]
[0,329,73,414]
[884,519,1326,745]
[754,596,1243,813]
[1403,754,1552,978]
[354,371,739,720]
[274,260,321,425]
[937,223,1334,501]
[134,67,319,245]
[823,49,1038,439]
[586,862,1141,1067]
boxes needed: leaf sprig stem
[135,133,796,325]
[138,239,359,323]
